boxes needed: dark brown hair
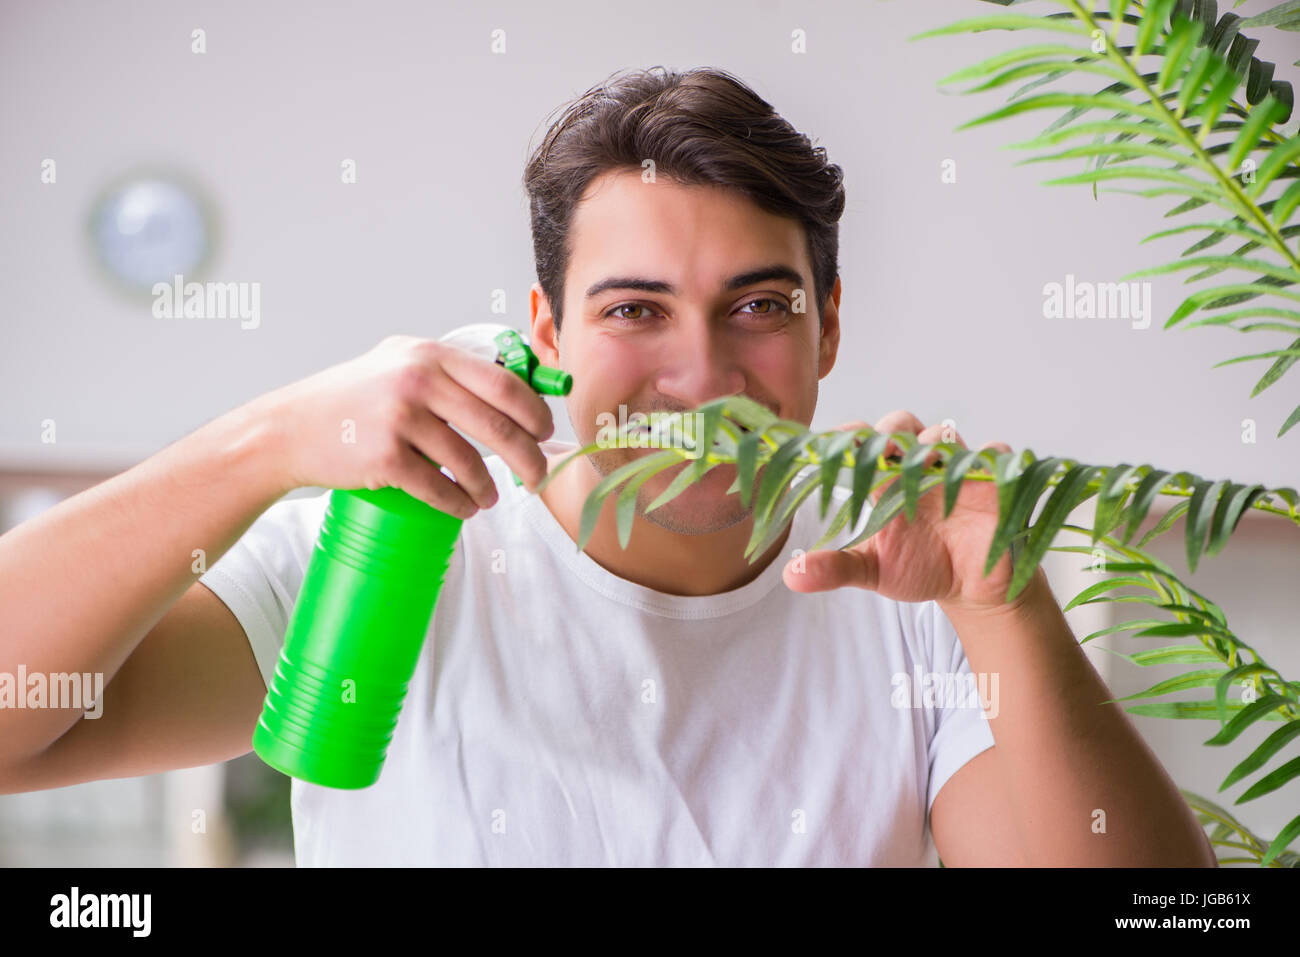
[523,66,845,333]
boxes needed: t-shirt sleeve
[922,600,996,812]
[197,492,330,689]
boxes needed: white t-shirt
[199,446,995,866]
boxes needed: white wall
[1,0,1297,486]
[2,0,1298,864]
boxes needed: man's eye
[603,299,788,322]
[740,298,788,317]
[605,303,655,321]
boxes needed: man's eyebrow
[584,264,805,300]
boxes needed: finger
[425,370,551,491]
[872,409,926,461]
[435,345,557,442]
[400,407,500,509]
[981,440,1012,455]
[389,444,482,518]
[783,546,879,593]
[917,422,965,469]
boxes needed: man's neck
[537,448,793,597]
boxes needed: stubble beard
[587,446,752,535]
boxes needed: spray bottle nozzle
[492,329,572,396]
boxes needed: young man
[0,66,1214,867]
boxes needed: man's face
[532,167,840,535]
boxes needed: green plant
[535,0,1300,865]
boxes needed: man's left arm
[929,565,1218,867]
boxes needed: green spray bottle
[252,324,572,789]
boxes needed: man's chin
[638,460,751,535]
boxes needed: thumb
[783,545,880,593]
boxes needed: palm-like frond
[1050,525,1300,864]
[538,394,1300,590]
[536,395,1300,864]
[914,0,1300,436]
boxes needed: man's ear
[529,282,560,366]
[817,275,842,380]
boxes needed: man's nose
[653,322,747,408]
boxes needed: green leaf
[1016,140,1196,169]
[643,452,709,514]
[943,448,983,518]
[1108,669,1227,702]
[1272,179,1300,225]
[1135,0,1170,57]
[1157,14,1206,92]
[748,467,824,559]
[818,429,861,520]
[1205,694,1291,744]
[1227,94,1286,172]
[1279,402,1300,437]
[1137,498,1189,547]
[1166,283,1300,328]
[1185,479,1227,573]
[718,394,778,434]
[1195,59,1244,129]
[1111,645,1225,666]
[614,451,689,549]
[850,433,891,533]
[809,487,861,551]
[735,430,761,509]
[1182,306,1300,329]
[1177,46,1221,117]
[1239,0,1300,29]
[1236,755,1300,804]
[1065,577,1158,613]
[746,431,818,557]
[910,14,1092,43]
[900,438,933,522]
[1247,135,1300,197]
[1248,335,1300,395]
[1165,195,1211,217]
[1182,791,1265,854]
[1011,119,1185,152]
[1127,700,1284,720]
[1122,255,1300,284]
[840,474,945,551]
[1134,621,1236,640]
[966,58,1130,95]
[985,456,1063,577]
[1010,464,1101,600]
[937,44,1101,86]
[1156,601,1227,626]
[1214,662,1272,725]
[1094,464,1140,541]
[1222,719,1300,789]
[1207,482,1267,556]
[1260,812,1300,866]
[1122,469,1171,543]
[1140,218,1273,249]
[580,450,683,551]
[957,92,1165,133]
[1042,165,1217,191]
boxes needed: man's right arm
[0,334,555,794]
[0,401,290,792]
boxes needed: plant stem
[1069,0,1300,278]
